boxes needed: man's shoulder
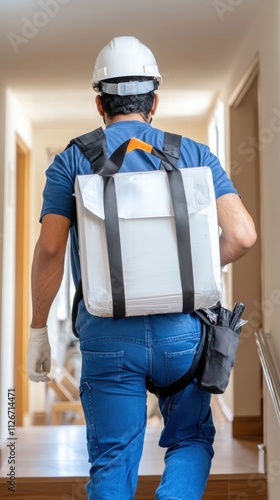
[66,127,104,147]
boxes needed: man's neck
[105,113,150,126]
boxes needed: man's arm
[27,214,71,382]
[216,193,257,266]
[31,214,71,328]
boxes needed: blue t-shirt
[40,121,237,335]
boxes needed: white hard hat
[92,36,162,94]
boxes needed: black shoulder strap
[69,127,106,336]
[66,126,107,173]
[71,280,83,337]
[163,132,195,315]
[162,131,181,169]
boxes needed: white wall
[221,1,280,497]
[0,84,6,447]
[0,90,32,444]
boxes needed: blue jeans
[77,305,215,500]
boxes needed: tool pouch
[196,312,241,394]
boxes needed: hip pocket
[81,350,124,382]
[164,340,199,385]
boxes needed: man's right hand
[27,326,51,382]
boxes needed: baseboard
[232,415,263,440]
[216,394,234,422]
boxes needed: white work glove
[27,326,51,382]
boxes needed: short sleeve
[202,146,238,199]
[40,147,79,223]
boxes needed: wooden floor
[0,398,267,499]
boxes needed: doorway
[229,61,263,438]
[14,135,30,426]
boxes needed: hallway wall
[0,91,32,444]
[0,85,6,447]
[221,1,280,497]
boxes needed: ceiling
[0,0,265,123]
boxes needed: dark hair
[100,76,155,120]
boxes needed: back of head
[92,36,162,119]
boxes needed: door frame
[228,56,263,438]
[14,135,30,426]
[228,54,259,109]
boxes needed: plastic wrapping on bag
[75,167,222,317]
